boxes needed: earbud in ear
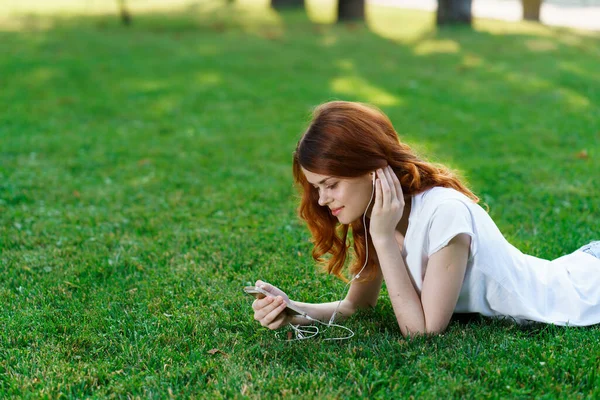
[371,172,376,186]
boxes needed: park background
[1,0,599,397]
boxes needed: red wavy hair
[292,101,479,282]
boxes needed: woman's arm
[290,265,384,325]
[370,167,470,337]
[253,272,383,329]
[374,233,470,336]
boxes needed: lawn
[1,0,599,397]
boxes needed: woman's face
[301,167,374,224]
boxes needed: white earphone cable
[282,173,376,341]
[327,172,375,325]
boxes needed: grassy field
[1,0,599,397]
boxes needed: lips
[330,207,344,216]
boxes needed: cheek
[335,188,348,203]
[357,185,373,208]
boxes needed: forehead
[301,167,332,184]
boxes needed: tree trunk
[117,0,132,26]
[338,0,365,22]
[271,0,304,10]
[522,0,542,21]
[436,0,472,26]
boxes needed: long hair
[292,101,479,282]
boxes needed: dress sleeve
[426,199,476,257]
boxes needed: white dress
[403,186,600,326]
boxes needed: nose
[317,188,330,206]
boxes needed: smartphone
[243,286,306,317]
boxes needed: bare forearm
[373,237,426,336]
[288,299,355,326]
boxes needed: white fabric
[403,186,600,326]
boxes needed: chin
[337,213,360,225]
[334,214,347,224]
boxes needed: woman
[251,101,600,337]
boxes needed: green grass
[1,0,599,397]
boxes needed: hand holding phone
[244,285,306,317]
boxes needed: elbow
[425,326,447,336]
[424,320,449,335]
[344,297,377,314]
[400,328,445,339]
[358,296,379,309]
[339,299,358,318]
[364,297,378,308]
[399,322,448,338]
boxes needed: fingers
[377,167,393,208]
[383,167,398,203]
[376,169,386,208]
[266,314,287,330]
[374,175,383,211]
[255,280,276,298]
[388,166,404,201]
[265,303,289,329]
[374,166,405,216]
[263,301,288,329]
[381,166,404,203]
[255,280,270,291]
[253,295,288,329]
[252,294,274,311]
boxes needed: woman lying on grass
[251,101,600,337]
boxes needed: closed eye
[311,181,338,190]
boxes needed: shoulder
[415,187,477,237]
[418,186,475,212]
[420,188,477,257]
